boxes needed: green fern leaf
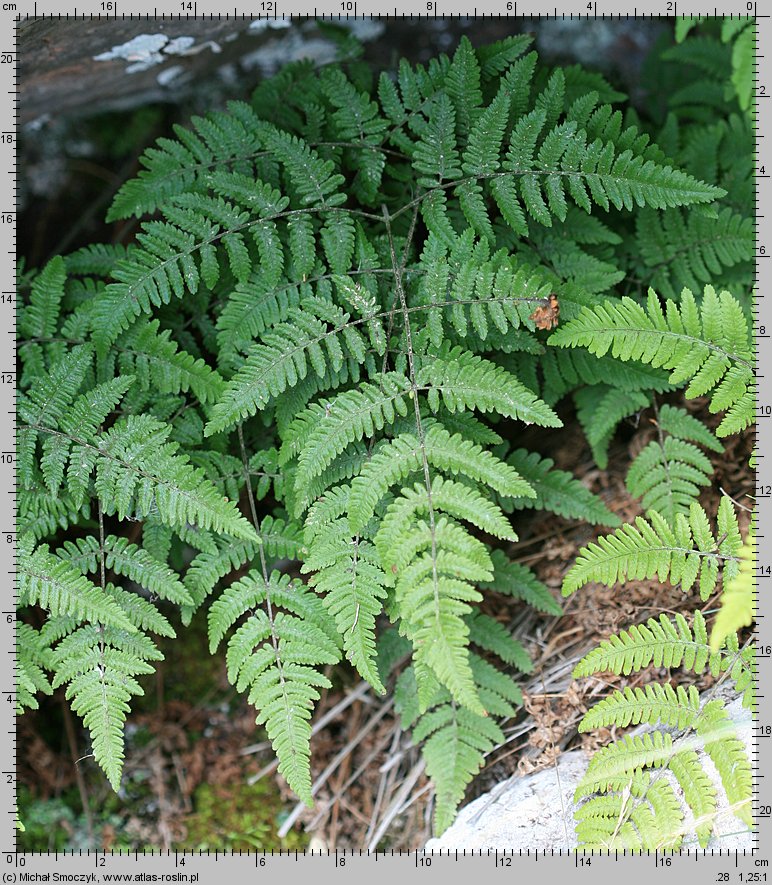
[573,609,730,679]
[93,415,258,541]
[302,519,388,692]
[626,404,722,524]
[503,448,620,526]
[208,570,340,804]
[19,539,137,632]
[290,374,412,491]
[710,517,754,652]
[117,320,225,404]
[578,683,701,732]
[19,256,65,340]
[16,623,54,713]
[418,345,561,427]
[551,285,754,437]
[482,549,562,616]
[57,534,192,606]
[563,501,741,599]
[347,424,534,534]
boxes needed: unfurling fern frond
[551,285,754,437]
[208,570,340,804]
[626,404,723,524]
[563,498,741,599]
[573,608,752,849]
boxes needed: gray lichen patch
[94,32,222,74]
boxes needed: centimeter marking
[6,0,14,854]
[8,3,772,16]
[5,2,769,875]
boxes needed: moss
[177,781,308,851]
[16,786,76,852]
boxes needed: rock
[426,695,754,852]
[19,18,384,125]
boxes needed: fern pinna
[17,29,751,838]
[571,609,753,849]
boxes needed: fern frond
[551,285,754,437]
[503,448,620,526]
[420,701,503,834]
[93,415,258,540]
[374,476,515,713]
[259,514,304,561]
[579,683,701,732]
[57,534,192,606]
[573,608,742,682]
[563,499,741,599]
[636,206,754,300]
[208,570,340,803]
[540,347,672,406]
[50,587,169,789]
[574,385,651,470]
[482,549,562,616]
[17,484,89,541]
[290,374,412,491]
[107,101,266,220]
[302,519,387,692]
[696,699,752,827]
[206,298,385,435]
[401,638,523,834]
[19,539,137,632]
[347,424,534,534]
[418,345,561,427]
[626,404,722,524]
[377,476,516,573]
[575,639,752,850]
[182,536,260,622]
[19,255,65,340]
[466,611,532,673]
[710,516,754,652]
[16,623,54,713]
[413,93,462,187]
[117,319,225,404]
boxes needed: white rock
[426,695,754,852]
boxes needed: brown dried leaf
[529,294,560,330]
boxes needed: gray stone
[426,695,754,852]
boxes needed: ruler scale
[6,3,768,881]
